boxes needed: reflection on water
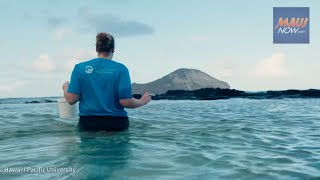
[0,98,319,179]
[71,131,131,179]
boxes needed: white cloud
[0,80,30,93]
[218,67,233,78]
[31,49,96,74]
[253,52,289,78]
[200,53,291,90]
[58,49,96,71]
[65,59,79,71]
[202,58,237,81]
[214,59,235,78]
[33,53,56,72]
[53,27,74,40]
[63,49,96,61]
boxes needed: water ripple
[0,99,319,179]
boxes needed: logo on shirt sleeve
[85,66,94,74]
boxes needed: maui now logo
[273,7,310,44]
[275,17,308,34]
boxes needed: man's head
[96,32,115,58]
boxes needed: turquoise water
[0,98,319,179]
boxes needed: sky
[0,0,319,98]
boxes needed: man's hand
[140,92,152,105]
[62,81,79,105]
[62,81,69,91]
[119,92,152,109]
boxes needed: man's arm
[63,81,80,105]
[120,92,151,109]
[118,65,151,108]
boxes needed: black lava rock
[139,88,320,100]
[25,101,41,104]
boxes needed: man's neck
[98,54,111,59]
[98,51,113,59]
[98,55,108,59]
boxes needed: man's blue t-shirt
[67,58,132,117]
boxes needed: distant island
[132,68,230,94]
[131,68,320,100]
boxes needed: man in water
[62,32,151,131]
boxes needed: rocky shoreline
[25,100,57,104]
[133,88,320,100]
[2,88,317,104]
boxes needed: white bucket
[57,98,78,119]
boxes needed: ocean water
[0,98,319,179]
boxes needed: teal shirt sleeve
[118,65,132,100]
[68,65,81,95]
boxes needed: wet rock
[45,100,57,103]
[25,100,41,104]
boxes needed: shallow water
[0,98,319,179]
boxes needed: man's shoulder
[111,60,129,71]
[74,58,98,68]
[78,58,99,65]
[75,59,128,71]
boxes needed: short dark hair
[96,32,115,53]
